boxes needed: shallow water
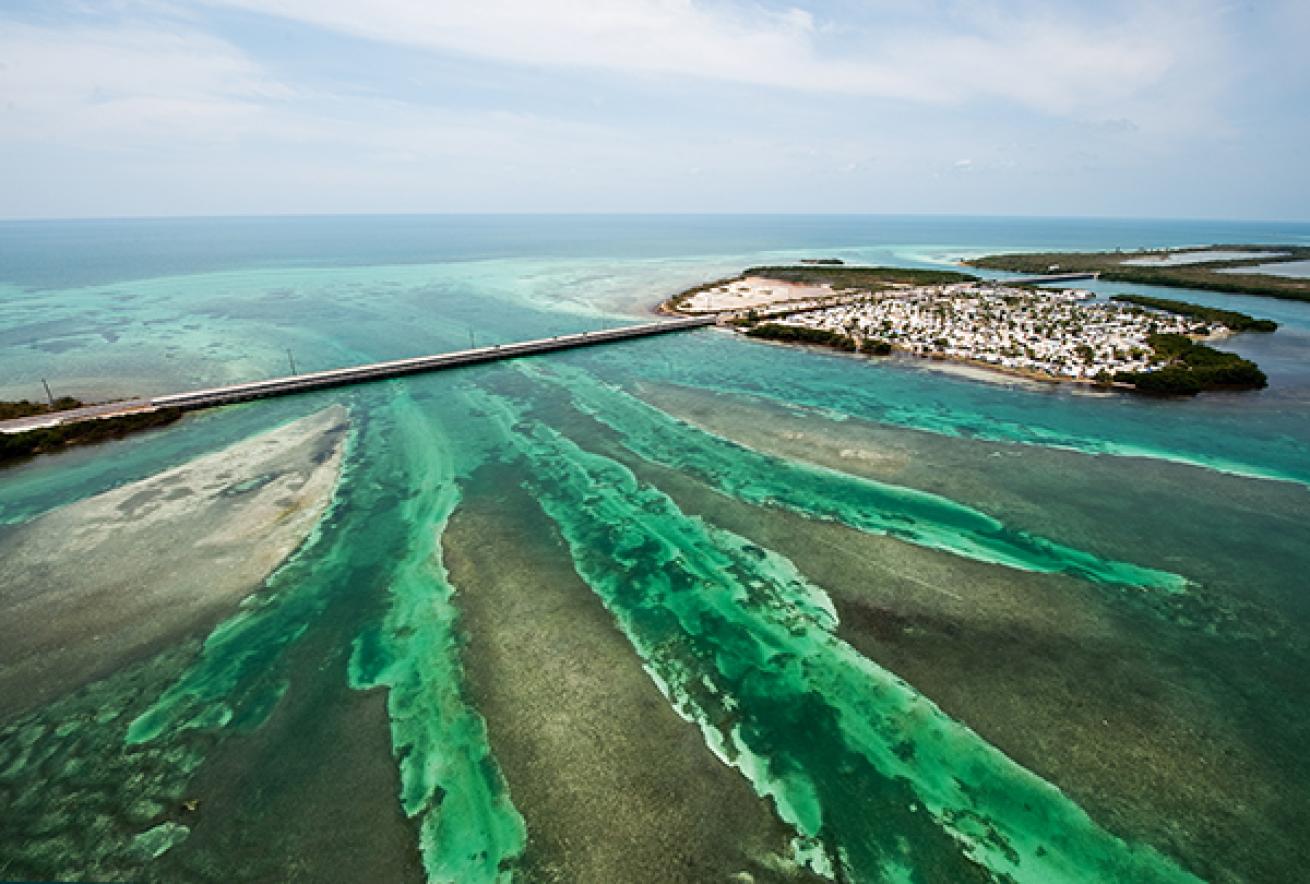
[1,215,1308,883]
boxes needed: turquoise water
[1,216,1308,882]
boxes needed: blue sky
[1,0,1306,219]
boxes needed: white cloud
[0,1,1300,218]
[199,0,1204,117]
[0,21,292,143]
[0,0,1249,150]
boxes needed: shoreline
[658,269,1266,396]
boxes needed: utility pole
[41,378,55,407]
[287,348,298,375]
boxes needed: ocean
[1,215,1307,882]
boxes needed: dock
[1,316,717,433]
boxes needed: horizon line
[3,210,1309,226]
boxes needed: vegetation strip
[746,322,857,351]
[1110,295,1278,332]
[0,407,182,466]
[0,396,86,420]
[740,264,977,289]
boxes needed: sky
[1,0,1307,220]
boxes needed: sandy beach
[670,275,837,313]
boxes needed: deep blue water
[3,213,1308,289]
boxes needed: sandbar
[0,405,349,719]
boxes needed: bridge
[0,271,1105,436]
[0,315,717,434]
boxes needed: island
[663,265,1270,395]
[0,398,181,466]
[964,245,1310,302]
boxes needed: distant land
[965,245,1310,302]
[664,263,1273,395]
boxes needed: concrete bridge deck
[1,315,717,433]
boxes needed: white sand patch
[0,405,349,718]
[678,276,835,313]
[908,358,1053,390]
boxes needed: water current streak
[473,387,1198,882]
[343,392,527,882]
[527,365,1189,594]
[125,393,526,881]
